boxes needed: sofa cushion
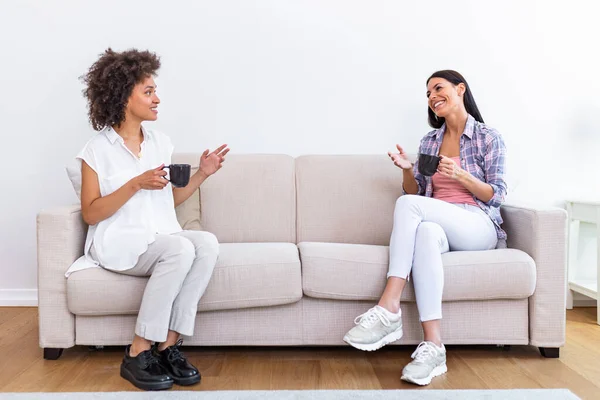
[174,186,202,231]
[67,243,302,315]
[170,154,202,231]
[299,242,536,301]
[196,154,296,243]
[296,155,403,245]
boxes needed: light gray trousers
[97,230,219,342]
[388,195,498,322]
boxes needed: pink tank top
[432,157,478,206]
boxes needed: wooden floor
[1,307,599,399]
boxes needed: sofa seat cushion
[67,242,302,315]
[299,242,536,301]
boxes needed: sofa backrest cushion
[296,155,403,245]
[173,153,296,243]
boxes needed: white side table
[565,200,600,324]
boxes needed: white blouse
[65,126,182,277]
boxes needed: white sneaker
[401,341,447,386]
[343,305,403,351]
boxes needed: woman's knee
[395,194,424,214]
[415,222,447,250]
[161,236,196,266]
[396,194,417,206]
[183,231,220,257]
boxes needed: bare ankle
[158,331,181,352]
[377,299,400,314]
[425,338,442,347]
[129,344,151,357]
[157,343,168,352]
[130,335,152,357]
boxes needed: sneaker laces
[411,341,438,363]
[167,338,186,363]
[354,306,391,329]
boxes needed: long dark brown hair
[426,70,484,129]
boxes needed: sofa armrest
[501,203,567,348]
[37,204,87,349]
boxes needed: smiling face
[426,77,466,119]
[125,76,160,123]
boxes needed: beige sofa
[37,154,567,360]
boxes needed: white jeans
[388,195,497,322]
[95,230,219,342]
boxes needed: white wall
[1,0,599,302]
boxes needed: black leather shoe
[120,345,173,391]
[156,339,201,386]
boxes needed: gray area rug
[0,389,581,400]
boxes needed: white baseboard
[0,289,38,306]
[573,299,598,307]
[572,291,597,307]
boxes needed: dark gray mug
[162,164,191,188]
[417,154,441,177]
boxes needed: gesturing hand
[199,144,230,177]
[388,144,413,170]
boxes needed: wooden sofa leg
[539,347,559,358]
[43,348,64,360]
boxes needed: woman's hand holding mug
[437,156,466,180]
[135,164,168,190]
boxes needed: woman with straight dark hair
[343,70,507,385]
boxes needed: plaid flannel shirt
[408,114,508,241]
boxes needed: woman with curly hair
[66,48,229,391]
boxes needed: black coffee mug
[417,154,441,177]
[162,164,191,188]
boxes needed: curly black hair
[81,48,161,131]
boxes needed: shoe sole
[172,374,201,386]
[343,326,404,351]
[401,363,447,386]
[120,365,173,391]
